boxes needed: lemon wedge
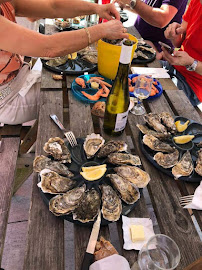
[68,52,77,60]
[82,164,106,172]
[175,120,189,132]
[80,167,107,181]
[173,135,194,144]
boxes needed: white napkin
[122,216,155,250]
[131,67,170,78]
[184,181,202,210]
[90,254,130,270]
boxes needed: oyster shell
[73,189,101,223]
[137,124,171,140]
[137,50,149,59]
[107,153,141,166]
[43,137,71,163]
[144,113,168,134]
[172,151,193,179]
[195,149,202,176]
[100,184,122,222]
[114,165,150,188]
[49,185,86,216]
[197,141,202,148]
[83,133,105,159]
[33,155,74,177]
[38,169,76,194]
[138,45,156,54]
[107,174,140,204]
[46,55,68,67]
[143,134,175,153]
[154,149,179,168]
[97,140,127,158]
[160,112,176,133]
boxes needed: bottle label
[119,43,133,64]
[114,110,129,132]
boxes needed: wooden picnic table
[0,22,201,270]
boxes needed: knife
[81,211,101,270]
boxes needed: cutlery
[179,195,194,206]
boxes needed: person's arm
[0,15,127,58]
[12,0,120,21]
[164,21,187,48]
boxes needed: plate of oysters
[138,112,202,182]
[132,39,156,64]
[33,134,151,226]
[54,16,86,31]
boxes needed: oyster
[33,155,74,177]
[137,50,149,59]
[83,133,105,159]
[143,135,175,153]
[144,113,168,134]
[73,189,101,223]
[172,151,193,179]
[138,45,156,54]
[97,140,127,158]
[160,112,176,133]
[100,184,122,222]
[107,174,140,204]
[107,153,141,166]
[137,124,171,140]
[114,165,150,188]
[154,149,179,168]
[38,169,76,194]
[46,56,68,67]
[197,141,202,148]
[43,137,71,163]
[49,185,86,216]
[195,149,202,176]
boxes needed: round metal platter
[139,116,202,182]
[39,138,142,226]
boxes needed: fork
[50,114,77,147]
[179,195,194,206]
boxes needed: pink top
[0,2,23,85]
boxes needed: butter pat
[130,225,145,242]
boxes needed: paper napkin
[122,216,155,250]
[131,67,170,78]
[184,181,202,210]
[90,254,130,270]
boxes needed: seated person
[0,0,128,125]
[161,0,202,106]
[115,0,188,59]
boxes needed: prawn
[81,91,101,101]
[75,78,86,88]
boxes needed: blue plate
[129,74,163,100]
[71,74,112,104]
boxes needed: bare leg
[145,40,163,60]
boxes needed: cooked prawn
[75,78,86,88]
[81,91,101,101]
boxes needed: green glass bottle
[103,39,133,136]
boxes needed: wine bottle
[103,39,133,136]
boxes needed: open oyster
[43,137,71,163]
[160,112,176,133]
[137,124,171,140]
[114,165,150,188]
[83,133,105,159]
[195,149,202,176]
[107,153,141,166]
[144,113,168,134]
[197,141,202,148]
[73,189,101,223]
[38,169,76,194]
[97,140,127,158]
[143,134,175,153]
[100,185,122,222]
[46,55,68,67]
[154,149,179,169]
[107,174,140,204]
[33,155,74,177]
[172,151,193,179]
[49,185,86,216]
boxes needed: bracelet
[84,27,91,46]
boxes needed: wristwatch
[186,60,198,71]
[130,0,137,10]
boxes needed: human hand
[164,22,185,40]
[102,19,129,39]
[162,48,194,67]
[113,0,130,9]
[97,3,120,21]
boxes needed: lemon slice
[80,167,107,181]
[82,164,106,172]
[68,52,77,60]
[173,135,194,144]
[175,120,189,132]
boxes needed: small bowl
[172,137,194,151]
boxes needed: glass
[138,234,181,270]
[130,75,152,115]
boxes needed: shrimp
[75,78,86,88]
[99,85,110,97]
[81,91,101,101]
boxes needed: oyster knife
[81,211,101,270]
